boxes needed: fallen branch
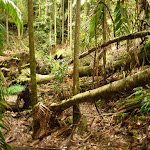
[69,30,150,64]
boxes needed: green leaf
[0,0,23,29]
[0,123,7,130]
[89,4,103,41]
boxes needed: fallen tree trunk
[78,46,150,77]
[31,67,150,139]
[17,69,55,84]
[118,95,144,113]
[69,30,150,64]
[50,67,150,111]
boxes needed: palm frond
[0,0,22,29]
[0,24,5,55]
[89,4,104,41]
[114,0,129,36]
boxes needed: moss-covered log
[17,68,55,84]
[118,95,145,113]
[78,47,150,77]
[50,67,150,111]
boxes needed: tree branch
[69,30,150,64]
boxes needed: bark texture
[28,0,38,107]
[50,67,150,111]
[73,0,81,125]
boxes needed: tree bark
[73,0,81,126]
[54,0,57,47]
[69,30,150,64]
[102,0,107,84]
[68,0,70,44]
[28,0,38,107]
[17,0,21,38]
[70,0,72,54]
[62,0,64,44]
[50,67,150,111]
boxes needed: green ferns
[114,0,129,36]
[89,4,104,41]
[0,24,5,55]
[141,95,150,115]
[7,84,25,95]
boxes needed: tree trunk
[28,0,38,107]
[68,0,70,44]
[54,0,57,47]
[62,0,64,44]
[70,0,72,54]
[49,4,52,58]
[73,0,81,126]
[17,0,20,39]
[83,0,87,23]
[50,67,150,111]
[45,0,48,22]
[102,0,107,84]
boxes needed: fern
[7,84,25,95]
[89,4,104,41]
[0,24,5,55]
[114,0,129,36]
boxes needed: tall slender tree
[45,0,48,22]
[16,0,20,38]
[28,0,38,107]
[49,3,52,58]
[62,0,64,44]
[102,0,107,84]
[68,0,70,43]
[54,0,57,47]
[70,0,72,52]
[73,0,81,127]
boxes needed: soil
[3,89,150,150]
[1,47,150,150]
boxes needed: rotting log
[50,67,150,111]
[18,69,55,84]
[78,47,150,77]
[31,67,150,139]
[69,30,150,64]
[118,95,145,113]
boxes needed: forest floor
[3,82,150,150]
[1,43,150,150]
